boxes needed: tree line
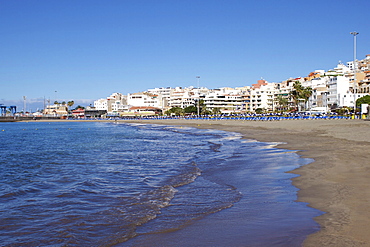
[53,101,85,110]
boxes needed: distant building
[43,104,68,116]
[327,76,351,108]
[71,108,85,118]
[84,106,107,118]
[118,106,162,116]
[168,87,196,109]
[250,80,277,111]
[127,92,161,108]
[94,92,127,112]
[203,88,247,113]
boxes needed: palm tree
[301,87,313,110]
[67,101,74,109]
[165,107,184,116]
[184,105,197,114]
[289,82,301,110]
[275,95,289,112]
[212,107,221,115]
[356,95,370,107]
[289,81,312,111]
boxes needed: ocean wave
[0,186,41,199]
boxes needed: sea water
[0,122,321,246]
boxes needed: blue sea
[0,121,321,246]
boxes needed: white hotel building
[203,92,245,113]
[94,92,127,113]
[249,80,277,111]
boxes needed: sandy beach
[117,118,370,246]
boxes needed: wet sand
[122,118,370,246]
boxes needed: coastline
[120,118,370,246]
[12,118,370,245]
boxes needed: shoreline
[120,119,370,246]
[9,118,370,245]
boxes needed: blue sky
[0,0,369,111]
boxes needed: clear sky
[1,0,369,111]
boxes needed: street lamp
[196,76,200,115]
[55,90,58,105]
[23,96,26,113]
[322,92,328,113]
[162,97,165,116]
[350,31,359,116]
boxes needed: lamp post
[23,96,26,113]
[322,92,328,113]
[350,31,359,116]
[196,76,200,115]
[162,96,165,116]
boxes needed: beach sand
[121,118,370,246]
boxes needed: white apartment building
[324,61,368,109]
[127,93,163,108]
[275,79,292,93]
[358,55,370,94]
[94,92,127,113]
[43,104,68,116]
[168,87,195,108]
[250,81,277,111]
[309,77,329,109]
[110,93,127,113]
[147,87,173,106]
[147,87,173,98]
[304,63,361,110]
[203,92,245,113]
[328,62,352,75]
[94,98,109,111]
[166,87,210,109]
[327,76,351,108]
